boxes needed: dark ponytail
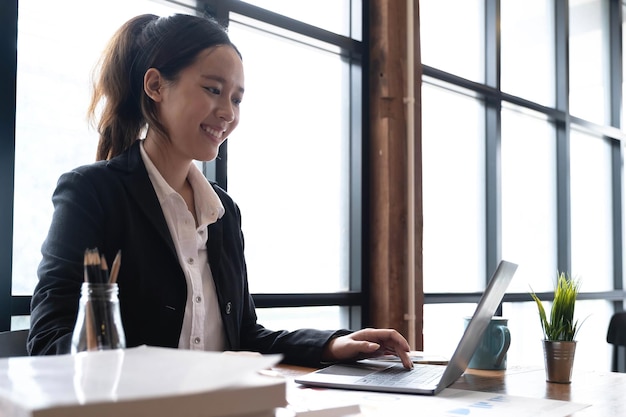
[88,13,240,161]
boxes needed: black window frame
[421,0,626,312]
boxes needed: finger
[396,348,413,369]
[378,342,412,369]
[360,341,381,353]
[362,329,411,351]
[378,333,412,369]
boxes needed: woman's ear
[144,68,163,102]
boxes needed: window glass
[504,300,611,370]
[572,299,613,371]
[501,105,557,292]
[10,316,30,331]
[255,306,346,331]
[503,302,545,367]
[569,0,608,124]
[501,0,554,106]
[420,0,484,83]
[570,128,613,291]
[426,299,611,370]
[226,20,351,294]
[13,0,181,295]
[423,303,481,358]
[240,0,356,39]
[422,82,485,293]
[420,0,619,372]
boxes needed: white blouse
[140,140,226,351]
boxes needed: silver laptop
[295,260,517,395]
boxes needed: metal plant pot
[543,340,577,384]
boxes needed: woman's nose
[217,100,236,123]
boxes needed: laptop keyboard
[355,364,443,387]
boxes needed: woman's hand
[321,328,413,369]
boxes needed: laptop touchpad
[317,363,392,376]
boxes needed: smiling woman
[8,0,363,336]
[22,8,412,369]
[140,46,244,167]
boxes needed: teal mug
[465,316,511,370]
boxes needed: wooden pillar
[368,0,423,349]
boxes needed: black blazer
[28,140,348,366]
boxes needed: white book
[0,345,286,417]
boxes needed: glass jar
[71,282,126,354]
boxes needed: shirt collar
[139,140,225,227]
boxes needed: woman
[27,13,412,369]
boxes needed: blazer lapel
[107,140,178,257]
[207,216,232,348]
[206,217,223,276]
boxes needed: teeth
[202,125,224,138]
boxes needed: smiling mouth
[201,125,225,139]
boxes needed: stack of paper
[0,345,286,417]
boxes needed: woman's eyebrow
[201,74,245,94]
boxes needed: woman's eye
[232,97,242,106]
[205,86,221,95]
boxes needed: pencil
[100,253,109,284]
[83,247,112,348]
[84,248,102,284]
[109,250,122,284]
[85,301,98,350]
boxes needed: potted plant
[530,272,582,383]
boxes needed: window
[226,18,351,295]
[420,0,626,370]
[1,0,364,333]
[421,82,486,293]
[217,2,363,330]
[6,0,184,330]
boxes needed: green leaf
[529,272,581,341]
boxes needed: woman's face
[151,45,244,162]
